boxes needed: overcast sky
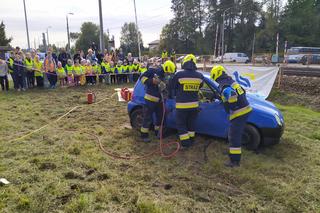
[0,0,173,49]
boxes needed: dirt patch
[38,162,57,171]
[271,76,320,110]
[64,171,85,180]
[278,75,320,94]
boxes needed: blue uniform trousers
[176,108,198,147]
[228,112,250,162]
[141,100,163,138]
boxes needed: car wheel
[242,124,261,150]
[130,107,143,130]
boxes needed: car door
[164,79,229,138]
[195,81,229,138]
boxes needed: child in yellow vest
[85,60,94,85]
[65,59,74,86]
[33,55,44,87]
[73,60,82,86]
[92,61,101,84]
[57,62,66,87]
[80,59,86,85]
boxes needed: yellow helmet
[162,60,176,73]
[210,65,226,81]
[182,54,196,66]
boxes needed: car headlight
[275,114,282,126]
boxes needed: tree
[70,32,80,41]
[120,22,143,56]
[280,0,320,47]
[0,21,12,46]
[75,22,109,52]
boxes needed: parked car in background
[218,52,250,63]
[287,54,305,63]
[300,54,320,65]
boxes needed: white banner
[222,65,279,99]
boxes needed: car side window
[199,81,221,102]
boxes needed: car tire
[130,107,143,130]
[242,124,261,150]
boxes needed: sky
[0,0,173,49]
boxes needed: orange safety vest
[44,59,55,73]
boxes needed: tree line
[159,0,320,56]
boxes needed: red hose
[82,101,180,160]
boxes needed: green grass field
[0,85,320,213]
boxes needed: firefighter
[210,65,252,168]
[171,54,204,148]
[139,61,164,142]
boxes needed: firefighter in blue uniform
[171,54,204,148]
[140,60,176,142]
[210,65,252,167]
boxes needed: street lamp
[98,0,105,52]
[221,7,232,63]
[133,0,142,61]
[23,0,30,50]
[66,12,74,52]
[46,26,52,47]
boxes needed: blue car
[128,72,284,150]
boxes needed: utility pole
[214,24,219,58]
[276,32,279,56]
[133,0,142,60]
[23,0,30,50]
[252,32,256,63]
[66,13,74,52]
[42,33,47,52]
[46,26,51,48]
[98,0,105,52]
[221,8,232,63]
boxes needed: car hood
[247,93,283,118]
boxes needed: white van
[223,52,250,63]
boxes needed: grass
[0,85,320,212]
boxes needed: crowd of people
[0,45,170,92]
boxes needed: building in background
[148,40,160,51]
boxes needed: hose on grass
[9,91,181,160]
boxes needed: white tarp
[222,65,280,99]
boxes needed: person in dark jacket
[58,48,71,67]
[210,65,252,168]
[139,62,165,142]
[13,54,26,91]
[73,50,81,63]
[171,54,204,148]
[139,59,176,142]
